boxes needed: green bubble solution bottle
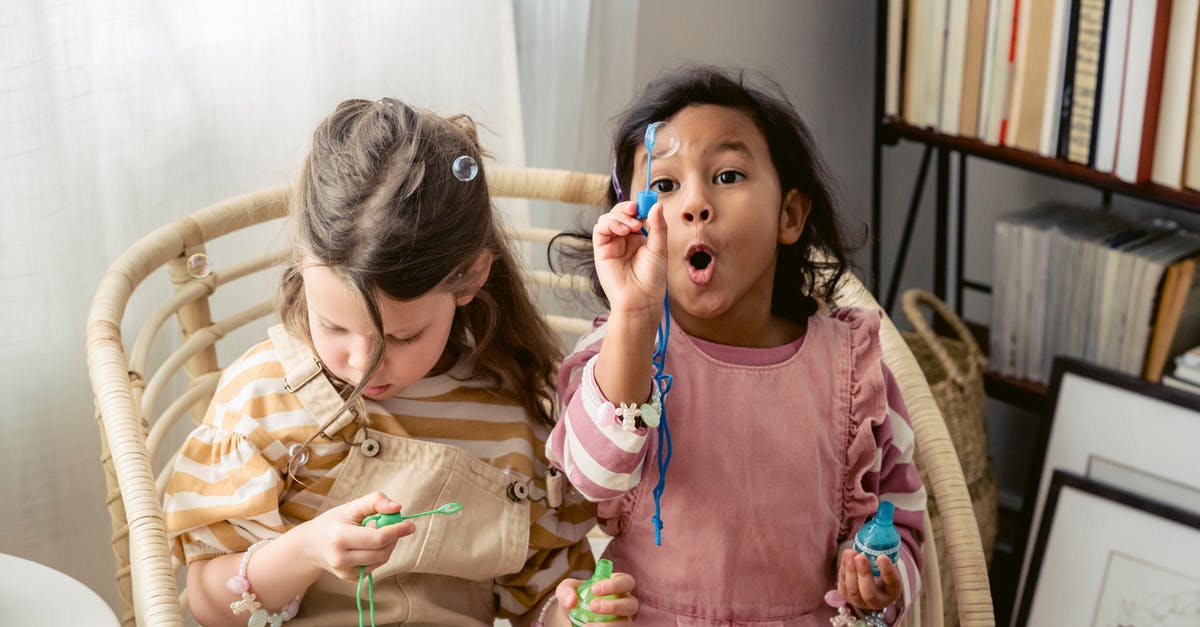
[568,558,620,625]
[852,500,901,576]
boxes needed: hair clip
[611,159,624,202]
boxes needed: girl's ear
[455,250,493,306]
[778,189,811,245]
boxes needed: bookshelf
[869,1,1200,622]
[868,11,1200,415]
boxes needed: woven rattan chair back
[85,166,992,626]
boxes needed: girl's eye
[715,171,744,185]
[652,179,678,193]
[320,320,345,334]
[386,333,420,346]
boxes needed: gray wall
[628,0,1200,510]
[634,1,877,275]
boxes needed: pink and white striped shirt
[547,307,926,625]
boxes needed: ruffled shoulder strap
[832,307,889,540]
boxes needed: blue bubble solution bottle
[852,500,901,576]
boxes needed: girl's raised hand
[836,549,902,612]
[551,571,639,625]
[592,200,668,317]
[296,491,416,580]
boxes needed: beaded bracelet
[226,539,300,627]
[581,355,662,432]
[825,589,897,626]
[531,595,557,627]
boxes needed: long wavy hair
[278,99,561,478]
[553,65,859,323]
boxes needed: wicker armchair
[85,166,993,626]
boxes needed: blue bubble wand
[635,123,675,546]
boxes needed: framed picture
[1012,358,1200,619]
[1014,471,1200,626]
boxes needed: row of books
[885,0,1200,188]
[990,203,1200,384]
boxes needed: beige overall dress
[269,326,534,626]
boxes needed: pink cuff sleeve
[548,355,652,502]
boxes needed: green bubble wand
[357,502,463,627]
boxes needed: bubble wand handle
[637,124,659,220]
[356,502,464,626]
[362,502,463,528]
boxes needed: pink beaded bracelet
[227,539,300,627]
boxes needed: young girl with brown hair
[164,98,637,626]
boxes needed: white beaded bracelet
[531,595,557,627]
[225,539,300,626]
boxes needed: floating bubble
[645,121,680,159]
[452,155,478,181]
[185,253,211,279]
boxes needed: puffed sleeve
[163,341,295,563]
[838,308,926,615]
[546,317,655,502]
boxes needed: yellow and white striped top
[163,335,597,618]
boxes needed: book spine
[1040,0,1074,156]
[1057,0,1085,158]
[999,0,1022,145]
[1067,0,1108,163]
[978,0,1001,136]
[1086,0,1113,167]
[1150,0,1200,188]
[1133,0,1174,182]
[1093,0,1131,173]
[1132,0,1171,180]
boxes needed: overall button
[506,481,528,502]
[360,438,381,457]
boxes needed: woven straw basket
[900,289,998,627]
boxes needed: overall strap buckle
[282,355,322,392]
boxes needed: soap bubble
[452,155,478,181]
[645,121,679,159]
[185,253,211,279]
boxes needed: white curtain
[0,0,528,611]
[514,0,638,232]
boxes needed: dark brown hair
[554,65,858,323]
[279,98,561,455]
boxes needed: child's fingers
[836,550,855,605]
[584,594,639,618]
[876,555,903,599]
[596,214,639,237]
[337,518,415,553]
[593,214,644,251]
[612,200,640,219]
[643,202,667,254]
[595,202,643,232]
[338,491,402,521]
[340,547,397,572]
[852,553,885,608]
[554,578,581,609]
[589,573,635,596]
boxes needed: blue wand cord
[648,291,673,545]
[636,122,674,546]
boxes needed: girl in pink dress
[547,66,926,626]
